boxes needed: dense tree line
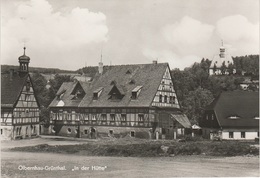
[171,55,259,124]
[1,65,75,74]
[31,73,72,126]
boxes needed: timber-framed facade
[1,48,40,140]
[47,62,191,139]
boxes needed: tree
[220,61,227,75]
[227,63,234,75]
[182,87,214,124]
[49,74,73,99]
[213,63,217,74]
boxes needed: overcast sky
[1,0,259,70]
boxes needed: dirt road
[1,151,259,177]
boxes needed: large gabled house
[200,91,259,140]
[1,48,40,140]
[47,62,191,139]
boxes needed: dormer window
[71,82,85,100]
[108,85,125,100]
[126,69,131,74]
[131,86,142,99]
[129,79,135,84]
[93,87,103,100]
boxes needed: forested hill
[1,65,75,74]
[171,54,259,124]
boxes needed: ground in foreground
[1,151,259,178]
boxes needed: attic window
[93,87,103,100]
[131,86,142,99]
[129,79,135,84]
[227,116,240,119]
[126,69,131,74]
[26,81,30,92]
[108,85,125,100]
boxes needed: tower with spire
[18,47,30,75]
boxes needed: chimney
[9,69,14,80]
[99,62,103,74]
[153,60,157,64]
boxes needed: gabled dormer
[108,85,125,100]
[71,82,85,100]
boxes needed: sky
[1,0,259,70]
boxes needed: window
[67,128,72,134]
[121,114,127,125]
[229,132,233,138]
[84,130,88,134]
[164,95,168,103]
[130,131,135,137]
[109,130,114,135]
[138,114,144,125]
[159,95,162,102]
[26,127,28,135]
[131,92,137,99]
[25,109,29,117]
[26,81,30,92]
[169,96,176,104]
[16,127,19,135]
[258,132,259,137]
[93,93,98,100]
[25,94,30,101]
[121,114,126,121]
[241,132,245,138]
[0,129,2,135]
[101,114,107,124]
[110,114,115,124]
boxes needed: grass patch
[10,140,259,157]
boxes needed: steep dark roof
[79,63,168,107]
[1,72,28,108]
[206,91,259,128]
[49,81,90,107]
[49,63,169,108]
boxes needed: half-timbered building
[1,48,40,140]
[48,62,191,139]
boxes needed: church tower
[209,41,235,75]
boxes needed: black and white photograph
[1,0,259,177]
